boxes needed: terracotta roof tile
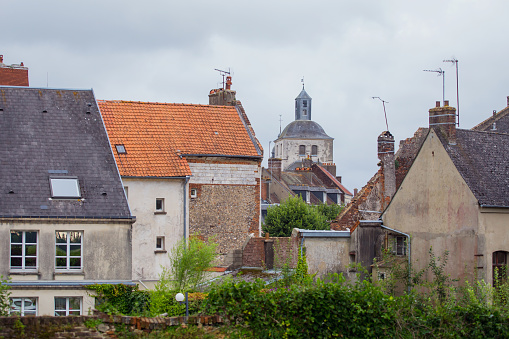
[99,100,260,177]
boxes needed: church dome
[278,120,332,140]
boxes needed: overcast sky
[3,0,509,191]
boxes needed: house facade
[100,78,262,269]
[0,87,134,316]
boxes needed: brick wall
[242,236,299,268]
[0,68,29,86]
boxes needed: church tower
[272,85,334,170]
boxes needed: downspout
[183,176,191,244]
[380,224,411,293]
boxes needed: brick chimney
[378,131,396,204]
[0,55,29,86]
[429,100,456,145]
[268,158,282,181]
[209,76,237,106]
[322,163,337,177]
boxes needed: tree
[313,202,344,221]
[262,195,329,237]
[0,275,11,316]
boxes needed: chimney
[209,76,237,106]
[507,96,509,107]
[429,100,457,145]
[322,163,336,176]
[378,131,396,204]
[0,55,29,86]
[354,188,358,196]
[0,55,3,64]
[268,158,282,181]
[336,176,341,183]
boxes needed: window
[10,231,37,271]
[55,231,82,270]
[10,297,37,316]
[302,109,307,116]
[299,145,306,156]
[54,297,81,316]
[378,272,386,281]
[493,251,508,286]
[190,189,197,198]
[155,198,164,212]
[156,236,165,250]
[124,186,128,199]
[311,145,318,156]
[115,144,126,154]
[303,100,307,108]
[394,236,406,256]
[50,178,80,198]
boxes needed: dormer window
[50,178,80,199]
[115,145,126,154]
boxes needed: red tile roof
[99,100,261,177]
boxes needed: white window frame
[10,231,38,271]
[394,236,406,256]
[156,236,165,250]
[155,198,165,212]
[50,177,81,199]
[190,188,197,198]
[54,297,82,316]
[9,297,38,316]
[55,231,83,271]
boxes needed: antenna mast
[214,68,231,89]
[443,58,459,126]
[423,68,445,104]
[372,97,390,131]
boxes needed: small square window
[156,236,165,250]
[155,198,164,212]
[190,189,197,198]
[50,178,80,198]
[115,145,126,154]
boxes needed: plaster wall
[275,139,333,170]
[122,178,186,281]
[478,210,509,283]
[304,237,351,278]
[0,219,132,281]
[382,130,479,282]
[188,162,259,185]
[9,288,95,316]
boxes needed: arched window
[493,251,508,286]
[312,145,318,156]
[299,145,306,156]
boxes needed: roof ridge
[98,99,237,109]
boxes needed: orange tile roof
[99,100,261,177]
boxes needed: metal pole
[455,61,459,126]
[185,291,189,317]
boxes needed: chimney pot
[507,96,509,107]
[226,76,232,90]
[20,62,24,67]
[444,100,449,106]
[354,188,358,196]
[493,110,497,117]
[436,101,441,107]
[0,55,3,63]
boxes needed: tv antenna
[214,68,231,89]
[443,58,459,126]
[372,97,389,131]
[423,68,445,104]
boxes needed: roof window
[115,145,126,154]
[50,178,81,198]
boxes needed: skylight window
[50,178,81,198]
[115,145,126,154]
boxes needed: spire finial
[301,76,304,90]
[279,114,283,134]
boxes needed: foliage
[87,284,149,316]
[166,237,218,292]
[312,202,344,221]
[83,318,103,329]
[0,275,11,316]
[262,195,329,237]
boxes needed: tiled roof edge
[234,105,263,156]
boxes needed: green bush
[87,284,149,316]
[0,275,11,316]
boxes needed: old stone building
[100,77,263,268]
[0,87,134,316]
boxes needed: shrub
[87,284,149,315]
[0,275,11,316]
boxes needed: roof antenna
[372,97,389,131]
[443,58,459,126]
[301,76,305,90]
[423,68,445,105]
[214,68,231,89]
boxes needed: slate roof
[0,87,132,218]
[99,101,262,178]
[277,120,332,140]
[439,129,509,207]
[472,106,509,134]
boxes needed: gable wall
[478,210,509,283]
[382,130,480,282]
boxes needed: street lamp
[175,292,189,317]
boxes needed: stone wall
[242,236,299,268]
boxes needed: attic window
[50,178,80,198]
[115,145,126,154]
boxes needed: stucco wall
[479,209,509,283]
[0,219,132,281]
[304,237,351,278]
[276,139,333,170]
[123,178,186,281]
[382,130,479,283]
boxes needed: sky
[3,0,509,192]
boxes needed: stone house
[380,101,509,285]
[100,77,263,269]
[0,87,134,316]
